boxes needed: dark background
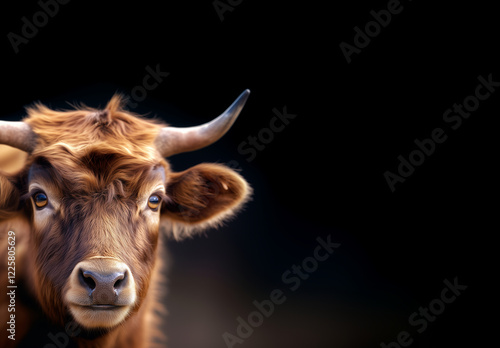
[1,1,497,347]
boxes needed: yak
[0,90,251,348]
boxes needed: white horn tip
[224,89,250,118]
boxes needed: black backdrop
[1,1,497,347]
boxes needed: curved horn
[0,121,37,153]
[155,89,250,157]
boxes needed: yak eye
[33,192,48,209]
[148,195,161,210]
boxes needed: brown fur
[0,96,251,348]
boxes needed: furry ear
[161,163,251,240]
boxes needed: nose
[77,260,130,305]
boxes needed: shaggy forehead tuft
[28,143,168,202]
[24,94,166,151]
[20,95,171,201]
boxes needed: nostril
[113,271,127,291]
[79,269,96,291]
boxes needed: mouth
[86,304,123,310]
[71,303,126,310]
[69,303,132,329]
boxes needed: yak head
[0,91,251,330]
